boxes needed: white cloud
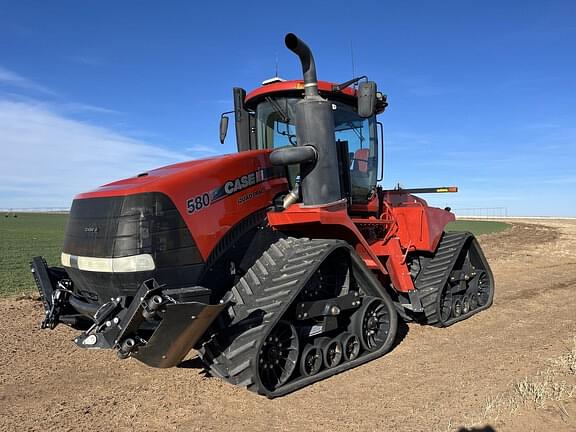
[61,102,122,115]
[0,66,56,96]
[0,65,225,209]
[68,55,104,66]
[0,101,189,208]
[185,144,221,155]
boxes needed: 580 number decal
[187,193,210,214]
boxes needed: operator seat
[351,148,370,174]
[349,148,372,206]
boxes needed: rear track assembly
[415,232,494,327]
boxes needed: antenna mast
[350,40,357,88]
[275,52,279,77]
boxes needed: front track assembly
[199,237,398,398]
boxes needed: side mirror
[357,81,377,118]
[219,114,229,144]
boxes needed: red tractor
[32,33,494,398]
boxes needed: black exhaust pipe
[284,33,342,206]
[285,33,319,98]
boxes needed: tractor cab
[223,79,387,209]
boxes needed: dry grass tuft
[514,370,575,407]
[441,337,576,432]
[549,336,576,376]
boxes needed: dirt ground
[1,219,575,432]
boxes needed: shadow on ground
[457,426,496,432]
[177,356,206,370]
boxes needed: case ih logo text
[187,169,270,214]
[224,169,265,195]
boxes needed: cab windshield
[256,97,378,204]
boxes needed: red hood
[76,152,266,200]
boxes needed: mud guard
[132,301,227,368]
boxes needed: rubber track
[198,236,397,398]
[416,231,493,327]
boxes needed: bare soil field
[1,219,575,432]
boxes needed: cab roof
[245,80,357,109]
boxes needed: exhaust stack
[283,33,343,206]
[284,33,319,98]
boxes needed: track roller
[453,298,462,317]
[339,332,360,362]
[316,337,343,369]
[462,296,470,314]
[300,343,323,377]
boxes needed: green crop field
[0,213,511,298]
[0,213,68,297]
[446,219,511,236]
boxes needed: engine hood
[76,152,259,199]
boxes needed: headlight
[61,253,155,273]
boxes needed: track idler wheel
[350,296,393,352]
[299,344,322,377]
[258,321,299,390]
[339,332,360,362]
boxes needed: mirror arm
[332,75,367,92]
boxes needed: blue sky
[0,1,574,216]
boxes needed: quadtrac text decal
[186,167,283,214]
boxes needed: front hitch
[31,257,228,368]
[74,279,228,367]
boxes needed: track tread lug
[227,340,257,360]
[231,287,244,304]
[229,359,251,377]
[239,277,254,295]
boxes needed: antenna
[350,40,356,88]
[275,52,279,77]
[262,51,286,85]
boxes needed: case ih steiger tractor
[31,33,494,398]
